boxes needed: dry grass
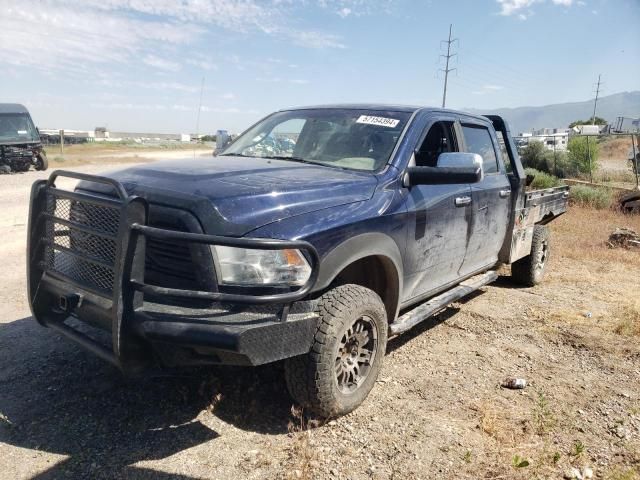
[283,406,321,480]
[600,137,635,163]
[614,302,640,337]
[43,142,212,167]
[553,206,640,267]
[45,142,211,155]
[49,155,153,167]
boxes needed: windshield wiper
[218,153,330,168]
[260,155,327,167]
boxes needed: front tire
[35,152,48,171]
[511,225,550,286]
[284,284,388,418]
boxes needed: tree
[569,117,607,128]
[567,136,599,175]
[520,140,548,171]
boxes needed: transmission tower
[439,24,458,108]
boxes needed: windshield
[0,113,39,143]
[221,108,412,171]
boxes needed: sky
[1,0,638,134]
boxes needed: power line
[439,24,458,108]
[591,74,603,124]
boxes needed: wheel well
[333,255,400,322]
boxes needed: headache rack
[27,170,320,369]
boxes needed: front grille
[144,218,214,292]
[42,190,213,297]
[146,236,199,285]
[44,192,120,295]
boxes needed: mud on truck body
[27,105,568,417]
[0,103,48,173]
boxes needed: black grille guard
[30,169,320,304]
[27,170,320,368]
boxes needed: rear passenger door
[459,122,511,275]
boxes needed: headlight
[211,246,312,286]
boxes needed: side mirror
[404,152,484,186]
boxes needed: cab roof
[0,103,30,114]
[281,103,489,122]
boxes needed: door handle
[499,189,511,198]
[455,196,472,207]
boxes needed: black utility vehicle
[0,103,47,173]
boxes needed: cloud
[472,85,505,95]
[257,77,312,85]
[0,0,347,76]
[318,0,396,17]
[289,30,346,49]
[496,0,576,17]
[96,78,200,93]
[186,58,218,71]
[143,55,181,72]
[220,93,236,100]
[0,0,196,72]
[496,0,538,16]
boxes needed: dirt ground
[42,142,212,168]
[1,162,639,480]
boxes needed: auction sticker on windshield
[356,115,400,128]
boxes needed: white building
[532,132,569,151]
[517,128,570,152]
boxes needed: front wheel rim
[334,315,378,395]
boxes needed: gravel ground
[1,164,639,479]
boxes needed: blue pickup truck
[27,105,568,416]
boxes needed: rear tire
[511,225,550,287]
[284,284,388,418]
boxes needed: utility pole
[587,74,602,183]
[195,77,205,141]
[440,24,457,108]
[591,74,602,125]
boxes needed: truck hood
[92,156,378,236]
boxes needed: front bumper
[27,170,320,371]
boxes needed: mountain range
[466,91,640,134]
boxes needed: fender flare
[313,233,403,319]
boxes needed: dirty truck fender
[313,232,403,294]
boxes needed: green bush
[568,136,599,175]
[569,185,612,209]
[520,141,547,171]
[545,150,577,178]
[520,141,576,178]
[525,168,563,189]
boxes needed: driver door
[402,120,473,302]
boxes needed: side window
[415,121,457,167]
[495,131,513,173]
[461,124,499,174]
